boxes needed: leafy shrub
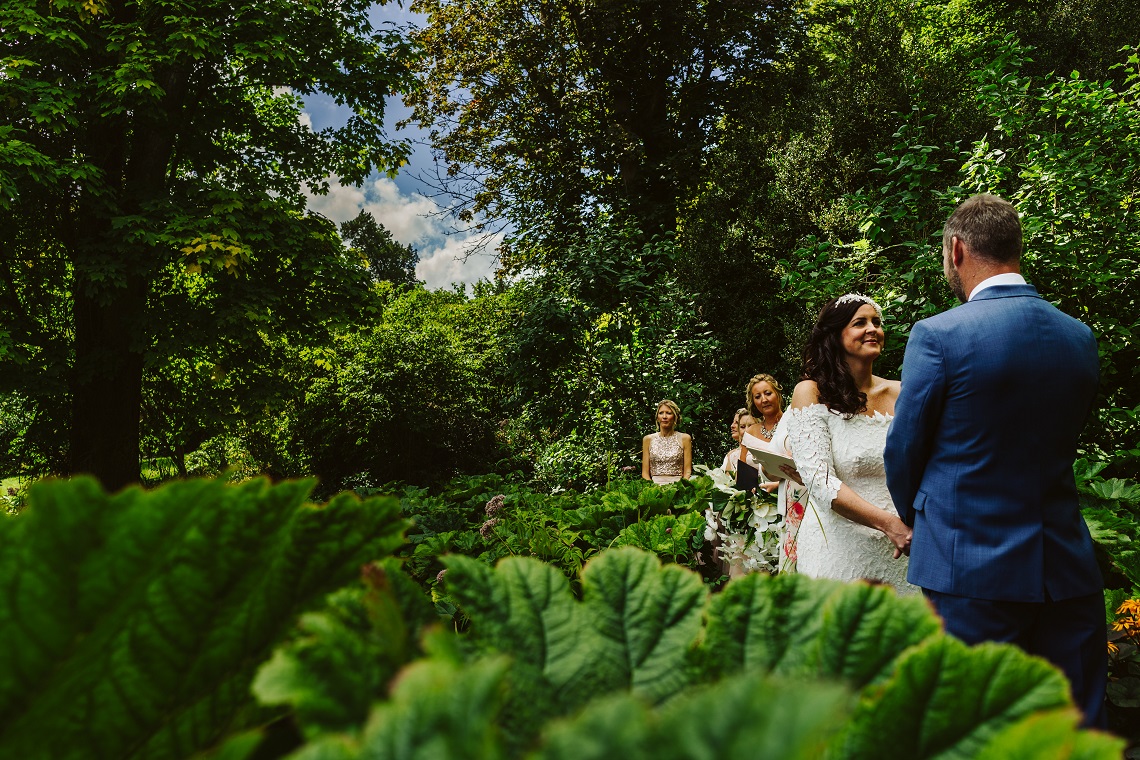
[0,476,408,759]
[394,474,723,596]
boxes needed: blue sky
[302,3,501,290]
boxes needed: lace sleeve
[786,405,842,510]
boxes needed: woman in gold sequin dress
[641,400,692,484]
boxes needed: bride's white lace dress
[786,404,918,595]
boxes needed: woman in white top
[641,399,692,484]
[784,294,916,594]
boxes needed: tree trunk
[69,275,147,491]
[66,53,189,491]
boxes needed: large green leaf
[442,554,590,692]
[612,511,705,557]
[969,709,1124,759]
[263,547,1116,759]
[832,637,1112,758]
[814,579,942,686]
[441,553,597,752]
[291,650,510,760]
[579,547,706,702]
[252,558,438,738]
[0,477,408,759]
[700,572,938,686]
[537,674,851,760]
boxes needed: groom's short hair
[943,194,1022,264]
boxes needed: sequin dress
[648,432,685,484]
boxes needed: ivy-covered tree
[0,0,415,489]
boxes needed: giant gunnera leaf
[0,477,408,760]
[260,547,1120,759]
[700,571,941,687]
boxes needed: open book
[743,443,796,481]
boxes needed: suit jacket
[884,284,1102,602]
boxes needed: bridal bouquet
[694,464,783,575]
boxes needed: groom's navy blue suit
[884,283,1106,726]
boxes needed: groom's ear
[949,236,967,268]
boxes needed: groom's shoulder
[912,306,965,333]
[913,295,1094,344]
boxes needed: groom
[884,193,1106,727]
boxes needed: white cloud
[305,175,502,289]
[361,178,438,245]
[416,232,503,291]
[305,180,367,224]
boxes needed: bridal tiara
[834,292,882,314]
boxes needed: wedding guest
[743,373,783,445]
[721,408,755,474]
[741,374,784,493]
[642,399,692,484]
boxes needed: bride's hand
[779,465,804,485]
[884,518,912,559]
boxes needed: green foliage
[780,40,1140,462]
[0,476,409,759]
[295,284,518,491]
[340,210,419,287]
[406,0,798,248]
[957,43,1140,456]
[508,221,722,486]
[396,474,722,594]
[252,559,439,738]
[257,548,1122,759]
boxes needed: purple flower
[436,569,447,585]
[479,517,501,538]
[621,465,635,473]
[485,494,506,516]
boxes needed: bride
[786,294,916,594]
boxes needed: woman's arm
[682,434,692,479]
[642,435,652,481]
[831,485,911,557]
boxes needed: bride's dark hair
[802,297,872,419]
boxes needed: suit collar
[969,283,1041,301]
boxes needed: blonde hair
[655,399,682,430]
[745,374,784,419]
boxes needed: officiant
[740,373,784,494]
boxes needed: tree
[341,210,420,286]
[404,0,798,264]
[0,0,415,489]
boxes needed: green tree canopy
[0,0,417,488]
[340,210,420,286]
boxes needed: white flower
[742,531,780,573]
[748,496,780,533]
[717,531,749,564]
[703,507,720,542]
[695,464,740,495]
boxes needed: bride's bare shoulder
[877,377,901,397]
[790,380,820,409]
